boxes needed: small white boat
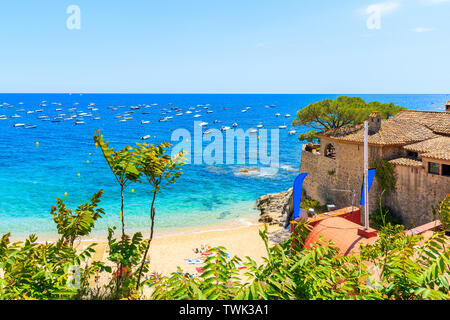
[203,129,213,135]
[275,113,281,117]
[75,121,85,125]
[199,122,208,127]
[159,117,168,122]
[279,125,287,129]
[241,109,247,113]
[221,126,231,131]
[141,135,150,140]
[141,120,150,124]
[249,129,257,134]
[232,123,238,127]
[193,114,201,118]
[186,111,192,114]
[24,125,37,129]
[13,123,25,127]
[285,114,291,118]
[257,124,263,128]
[288,130,297,135]
[11,114,21,118]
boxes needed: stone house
[299,109,450,228]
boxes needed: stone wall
[300,140,372,223]
[384,164,450,228]
[299,140,449,228]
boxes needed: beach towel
[196,267,206,274]
[184,258,204,265]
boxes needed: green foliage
[370,207,402,230]
[360,224,449,300]
[93,129,141,185]
[433,195,450,233]
[298,130,319,144]
[133,142,185,195]
[150,221,449,301]
[51,190,105,247]
[0,233,101,300]
[292,96,405,138]
[94,129,141,238]
[105,227,150,299]
[300,198,327,214]
[371,159,397,196]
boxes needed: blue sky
[0,0,449,93]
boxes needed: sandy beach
[67,223,288,276]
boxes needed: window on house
[325,144,336,159]
[428,162,440,175]
[407,151,418,158]
[443,164,450,177]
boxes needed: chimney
[446,101,450,112]
[368,112,381,134]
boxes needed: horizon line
[0,92,449,95]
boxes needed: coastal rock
[256,188,293,226]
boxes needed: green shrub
[370,206,402,230]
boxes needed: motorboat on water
[13,123,25,127]
[221,126,231,131]
[141,120,150,124]
[141,135,150,140]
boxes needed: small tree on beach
[93,129,141,239]
[132,142,186,290]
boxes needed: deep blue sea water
[0,94,448,236]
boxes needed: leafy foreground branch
[0,216,448,300]
[150,222,449,300]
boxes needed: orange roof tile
[304,216,377,256]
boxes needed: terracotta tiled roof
[404,136,450,153]
[388,157,424,167]
[421,150,450,161]
[303,216,377,256]
[392,110,450,135]
[318,119,438,146]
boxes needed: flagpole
[364,121,369,230]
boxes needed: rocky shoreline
[256,188,293,228]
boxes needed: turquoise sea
[0,94,448,237]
